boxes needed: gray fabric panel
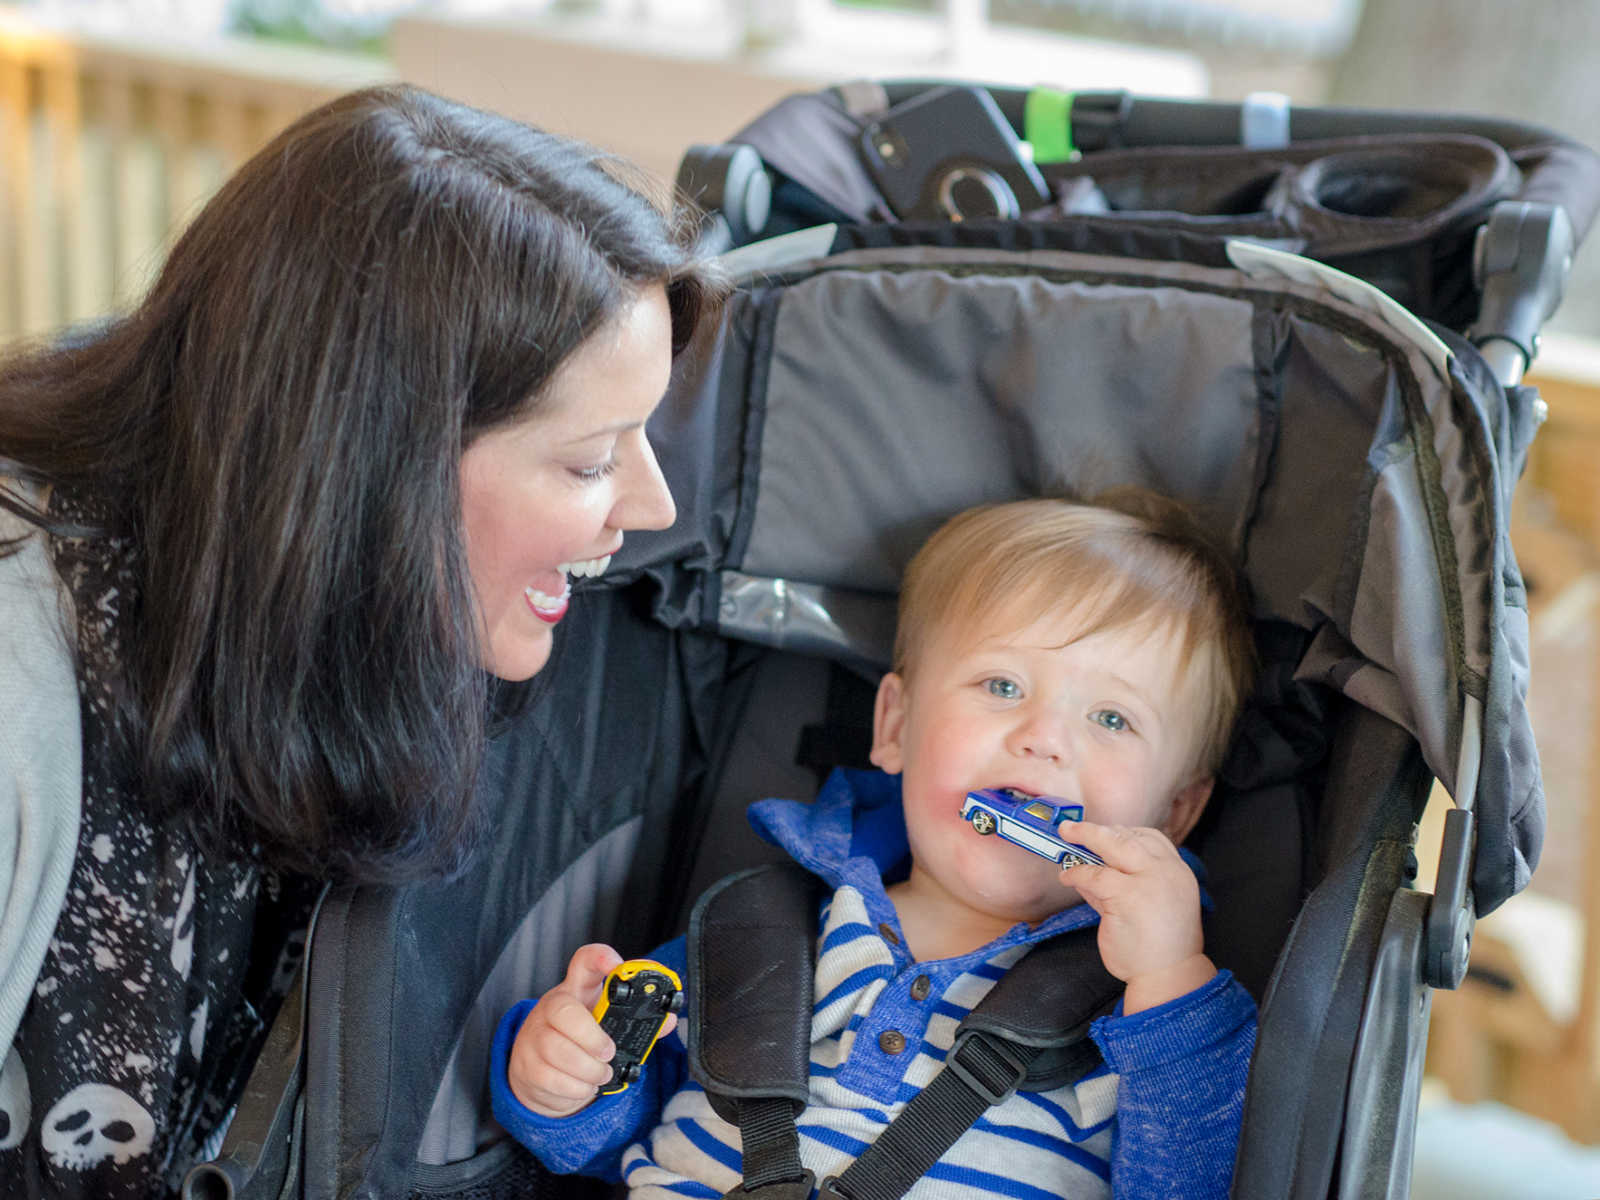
[1489,598,1542,899]
[1298,456,1456,787]
[1356,456,1456,769]
[742,267,1261,607]
[1245,313,1394,625]
[416,816,642,1165]
[1425,376,1495,683]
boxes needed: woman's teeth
[524,579,571,614]
[531,553,617,611]
[558,555,612,579]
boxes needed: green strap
[1025,88,1075,163]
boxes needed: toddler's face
[871,604,1213,927]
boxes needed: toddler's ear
[1161,776,1214,845]
[869,672,908,774]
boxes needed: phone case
[859,85,1051,221]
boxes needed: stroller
[184,82,1599,1200]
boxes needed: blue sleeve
[1089,969,1257,1199]
[490,935,690,1181]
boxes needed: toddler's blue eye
[1093,709,1128,732]
[985,678,1020,700]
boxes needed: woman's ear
[869,672,908,774]
[1161,776,1214,845]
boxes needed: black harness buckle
[945,1031,1028,1106]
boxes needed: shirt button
[878,923,900,946]
[878,1029,907,1055]
[910,975,932,1002]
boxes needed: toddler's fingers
[1063,821,1171,871]
[562,942,625,1006]
[535,1023,618,1091]
[1059,859,1120,906]
[543,991,617,1060]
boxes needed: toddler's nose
[1008,714,1067,762]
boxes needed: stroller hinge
[1423,807,1476,990]
[1470,200,1575,386]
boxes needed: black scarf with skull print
[0,489,317,1198]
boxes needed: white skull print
[40,1083,155,1169]
[0,1045,30,1150]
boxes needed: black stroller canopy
[647,79,1600,923]
[626,231,1539,915]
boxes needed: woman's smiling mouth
[523,554,614,624]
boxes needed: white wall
[390,7,1208,186]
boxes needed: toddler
[492,492,1259,1199]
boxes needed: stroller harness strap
[687,863,1120,1200]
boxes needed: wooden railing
[0,11,392,345]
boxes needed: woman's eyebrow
[563,419,644,443]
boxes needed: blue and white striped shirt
[493,769,1255,1200]
[623,882,1121,1200]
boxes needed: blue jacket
[492,768,1256,1199]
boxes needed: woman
[0,84,720,1196]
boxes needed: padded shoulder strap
[687,862,820,1122]
[961,923,1121,1091]
[689,863,1121,1200]
[817,925,1120,1200]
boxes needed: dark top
[3,489,316,1198]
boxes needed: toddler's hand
[507,943,664,1118]
[1059,822,1216,1015]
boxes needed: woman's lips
[524,579,571,624]
[522,547,618,626]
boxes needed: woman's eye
[985,678,1021,700]
[572,457,620,482]
[1092,709,1129,733]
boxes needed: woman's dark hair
[0,84,722,882]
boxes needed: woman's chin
[484,624,555,681]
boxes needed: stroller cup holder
[1296,144,1509,223]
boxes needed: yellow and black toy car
[592,959,683,1095]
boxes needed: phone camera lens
[870,126,909,167]
[937,167,1019,221]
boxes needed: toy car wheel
[622,1063,642,1084]
[970,811,997,835]
[667,989,684,1014]
[609,978,634,1004]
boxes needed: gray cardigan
[0,492,81,1056]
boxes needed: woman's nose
[616,433,677,532]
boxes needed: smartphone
[858,85,1051,222]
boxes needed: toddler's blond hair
[893,491,1255,776]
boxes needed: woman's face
[460,283,677,680]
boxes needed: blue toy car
[959,787,1106,867]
